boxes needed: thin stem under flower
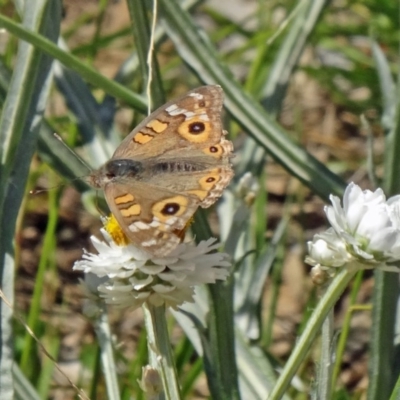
[269,267,357,399]
[316,292,334,400]
[94,305,121,400]
[143,303,182,400]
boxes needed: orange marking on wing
[152,195,188,222]
[134,132,153,144]
[203,144,222,158]
[198,169,220,190]
[177,118,211,142]
[146,119,168,133]
[120,204,141,217]
[114,193,135,205]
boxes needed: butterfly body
[88,85,234,257]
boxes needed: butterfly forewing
[89,85,234,256]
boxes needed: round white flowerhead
[306,228,350,268]
[306,183,400,273]
[74,219,231,310]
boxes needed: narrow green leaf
[371,40,396,133]
[20,180,59,373]
[159,0,346,202]
[0,13,147,112]
[13,364,41,400]
[143,304,182,400]
[0,1,61,397]
[94,307,121,400]
[127,0,165,108]
[269,268,357,398]
[369,35,400,400]
[260,0,329,114]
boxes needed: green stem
[332,270,364,387]
[268,267,357,399]
[192,211,240,400]
[0,13,146,112]
[20,184,59,373]
[143,303,182,400]
[207,281,241,400]
[317,299,334,400]
[158,0,346,202]
[368,270,399,399]
[94,306,121,400]
[127,0,165,108]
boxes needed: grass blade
[0,1,61,396]
[260,0,329,114]
[0,13,147,112]
[368,37,400,400]
[159,0,345,201]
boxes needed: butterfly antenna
[30,134,93,195]
[53,133,93,173]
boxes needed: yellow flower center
[104,214,129,246]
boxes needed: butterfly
[87,85,234,257]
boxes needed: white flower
[325,182,400,264]
[306,228,350,268]
[306,183,400,274]
[78,275,107,318]
[74,229,231,309]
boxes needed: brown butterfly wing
[104,180,200,256]
[112,85,225,160]
[89,85,234,256]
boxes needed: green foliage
[1,0,400,399]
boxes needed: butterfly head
[87,159,143,189]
